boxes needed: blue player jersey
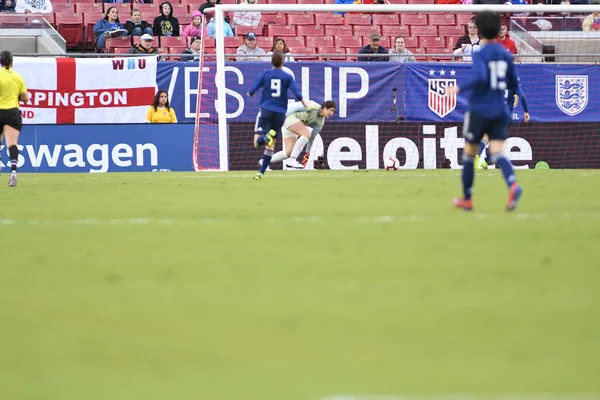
[460,42,519,119]
[507,85,529,113]
[248,68,303,114]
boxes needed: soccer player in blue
[447,11,523,212]
[247,52,308,180]
[477,84,530,170]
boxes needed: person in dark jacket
[94,6,127,51]
[127,33,158,54]
[199,0,219,15]
[180,35,202,62]
[0,0,16,12]
[125,8,153,37]
[358,33,389,62]
[153,1,180,36]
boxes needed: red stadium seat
[265,0,297,3]
[429,13,456,26]
[223,36,243,47]
[294,47,318,60]
[181,0,203,11]
[438,25,464,38]
[83,12,104,49]
[373,36,391,48]
[318,47,346,61]
[112,3,132,14]
[287,13,315,25]
[297,25,325,36]
[428,47,453,61]
[456,13,475,26]
[256,36,274,49]
[420,36,445,48]
[297,0,325,3]
[381,25,409,38]
[265,25,297,37]
[314,13,343,26]
[305,35,334,48]
[344,47,362,61]
[344,14,372,26]
[160,36,187,48]
[261,13,287,25]
[203,36,216,47]
[236,25,263,36]
[372,14,399,26]
[106,36,133,53]
[353,25,381,38]
[403,36,419,48]
[400,13,427,26]
[52,2,75,13]
[325,25,353,37]
[171,4,188,16]
[410,25,438,37]
[28,13,55,26]
[135,4,159,17]
[385,0,407,3]
[408,0,434,3]
[112,47,130,54]
[74,3,103,14]
[285,36,306,50]
[335,35,362,48]
[0,15,27,28]
[55,13,84,48]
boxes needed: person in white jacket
[15,0,52,13]
[232,0,261,29]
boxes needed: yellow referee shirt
[0,67,27,110]
[146,106,177,123]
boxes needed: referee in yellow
[0,51,29,187]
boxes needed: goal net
[193,3,600,171]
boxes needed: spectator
[582,11,600,31]
[124,9,153,37]
[266,37,295,62]
[558,0,583,31]
[498,24,517,53]
[388,36,415,63]
[146,90,177,123]
[15,0,52,13]
[454,18,479,51]
[153,1,180,37]
[128,33,159,54]
[199,0,218,15]
[236,32,266,61]
[437,0,461,4]
[232,0,261,30]
[180,35,202,62]
[206,15,233,38]
[358,32,388,61]
[94,7,127,51]
[182,10,204,41]
[1,0,16,12]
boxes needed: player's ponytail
[0,51,12,70]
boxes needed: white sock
[270,150,288,164]
[290,136,309,160]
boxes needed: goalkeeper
[265,100,336,170]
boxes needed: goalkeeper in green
[261,100,336,170]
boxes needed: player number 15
[489,60,508,91]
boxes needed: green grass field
[1,170,599,400]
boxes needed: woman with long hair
[93,6,127,51]
[146,90,177,123]
[266,37,295,62]
[0,51,29,187]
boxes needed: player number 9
[271,79,281,98]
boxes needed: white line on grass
[321,394,600,400]
[0,212,599,226]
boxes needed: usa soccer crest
[428,79,457,118]
[556,75,588,116]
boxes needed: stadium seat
[83,12,104,49]
[286,36,306,50]
[203,36,216,47]
[372,14,400,26]
[181,1,203,12]
[297,25,325,36]
[335,35,362,49]
[55,13,84,48]
[410,25,438,37]
[236,24,263,36]
[0,15,28,28]
[256,36,274,49]
[112,47,130,54]
[223,36,243,47]
[27,13,55,26]
[428,48,452,61]
[305,35,334,48]
[381,25,409,38]
[52,2,75,13]
[373,36,391,48]
[172,4,188,16]
[161,36,187,48]
[113,3,133,14]
[446,36,458,51]
[429,13,456,26]
[420,36,445,48]
[135,4,159,16]
[265,0,297,3]
[353,25,381,38]
[385,0,407,3]
[325,25,353,37]
[344,47,361,61]
[400,14,427,26]
[314,13,343,26]
[261,13,287,25]
[411,47,428,61]
[438,25,464,38]
[220,0,238,3]
[287,13,315,25]
[403,36,419,48]
[456,13,474,26]
[408,0,434,3]
[344,14,372,26]
[294,47,318,60]
[73,0,95,4]
[297,0,325,4]
[265,25,297,37]
[106,36,132,53]
[74,3,103,14]
[317,47,346,61]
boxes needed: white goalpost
[195,3,600,171]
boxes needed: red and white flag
[14,57,157,124]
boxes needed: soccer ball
[385,157,400,171]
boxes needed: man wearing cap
[128,33,159,54]
[180,35,202,62]
[236,32,267,61]
[358,33,389,62]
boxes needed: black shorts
[254,107,286,138]
[0,108,23,132]
[462,110,510,145]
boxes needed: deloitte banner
[3,124,194,173]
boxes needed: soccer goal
[193,3,600,172]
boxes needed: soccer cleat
[301,152,310,167]
[480,159,488,170]
[265,130,276,147]
[452,197,473,211]
[253,172,263,180]
[257,159,272,172]
[285,159,304,169]
[7,171,17,187]
[505,183,523,212]
[474,155,480,171]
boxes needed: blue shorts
[463,111,510,144]
[255,107,286,138]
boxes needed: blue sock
[255,134,266,146]
[477,140,487,157]
[462,154,475,200]
[259,149,274,174]
[491,153,517,188]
